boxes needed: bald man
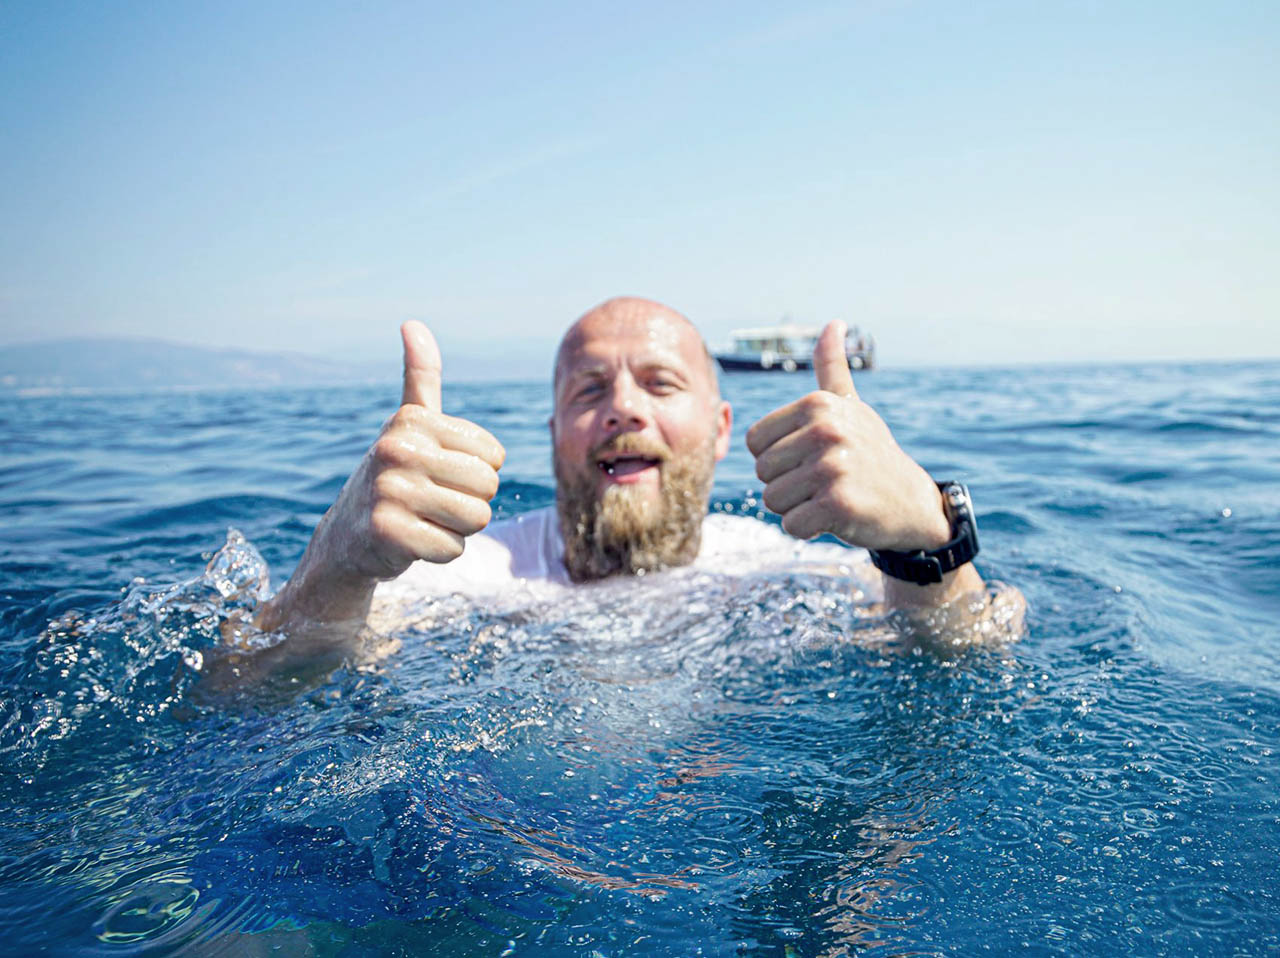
[257,297,1000,641]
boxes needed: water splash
[0,529,270,771]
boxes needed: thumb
[400,320,442,411]
[813,320,858,398]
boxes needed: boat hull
[716,355,812,372]
[715,352,874,372]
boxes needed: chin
[555,440,715,583]
[599,476,661,508]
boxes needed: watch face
[944,482,977,538]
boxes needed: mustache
[590,433,671,463]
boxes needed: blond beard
[556,434,715,583]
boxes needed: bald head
[553,296,719,399]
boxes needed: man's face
[550,301,732,581]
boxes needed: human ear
[713,400,732,462]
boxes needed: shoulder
[699,511,793,552]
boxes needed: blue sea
[2,361,1278,955]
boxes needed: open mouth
[596,453,662,478]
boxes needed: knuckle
[371,470,403,503]
[394,403,429,426]
[393,405,444,442]
[386,406,416,433]
[371,434,408,466]
[799,392,828,414]
[810,419,843,444]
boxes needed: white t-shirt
[375,506,871,606]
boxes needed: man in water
[257,296,1005,639]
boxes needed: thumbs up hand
[300,321,504,589]
[255,322,504,635]
[332,320,505,580]
[745,321,949,556]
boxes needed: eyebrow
[570,355,690,380]
[554,340,712,400]
[561,362,610,384]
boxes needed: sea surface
[2,361,1278,956]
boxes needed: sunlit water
[2,362,1278,955]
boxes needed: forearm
[882,560,985,611]
[886,573,1027,651]
[255,509,379,637]
[256,557,377,635]
[223,320,501,669]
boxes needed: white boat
[714,322,875,373]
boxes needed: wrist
[257,526,379,632]
[884,561,984,609]
[257,566,377,632]
[868,481,980,587]
[914,481,952,550]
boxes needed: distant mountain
[0,338,389,394]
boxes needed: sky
[1,0,1276,377]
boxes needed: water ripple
[2,367,1280,954]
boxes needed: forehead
[556,310,708,381]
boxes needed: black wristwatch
[867,481,980,586]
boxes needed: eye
[647,374,682,395]
[573,380,605,401]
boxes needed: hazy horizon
[5,332,1277,395]
[2,1,1276,372]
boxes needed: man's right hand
[256,322,504,633]
[335,321,505,580]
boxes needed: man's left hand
[745,321,950,554]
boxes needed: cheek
[554,415,596,460]
[661,404,715,450]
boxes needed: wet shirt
[375,506,870,605]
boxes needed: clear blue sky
[1,0,1276,376]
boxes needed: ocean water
[1,361,1278,956]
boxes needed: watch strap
[866,482,979,586]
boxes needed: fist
[745,322,948,553]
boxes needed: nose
[602,373,650,432]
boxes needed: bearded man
[257,296,1008,643]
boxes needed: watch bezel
[942,481,977,541]
[866,481,980,586]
